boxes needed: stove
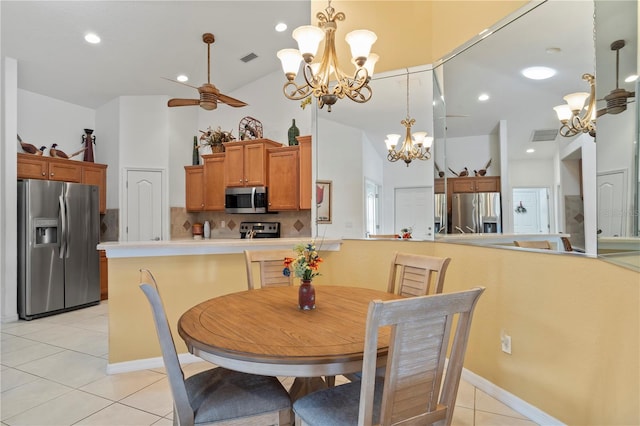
[239,222,281,239]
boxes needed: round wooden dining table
[178,285,402,398]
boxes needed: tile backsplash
[170,208,312,240]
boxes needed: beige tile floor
[1,302,538,426]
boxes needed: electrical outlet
[501,334,512,354]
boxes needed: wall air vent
[530,129,558,142]
[240,53,258,63]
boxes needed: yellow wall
[108,240,639,425]
[310,0,527,72]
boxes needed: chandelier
[385,73,433,166]
[553,73,597,138]
[276,0,379,112]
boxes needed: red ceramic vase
[298,280,316,310]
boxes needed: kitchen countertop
[97,238,342,258]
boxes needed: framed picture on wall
[316,180,332,224]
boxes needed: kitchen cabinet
[223,139,282,187]
[185,153,225,212]
[450,176,500,193]
[203,154,225,210]
[83,163,108,213]
[298,135,312,209]
[17,153,108,213]
[267,147,299,211]
[185,165,205,211]
[267,135,313,211]
[99,250,108,300]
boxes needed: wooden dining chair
[138,269,292,426]
[293,287,485,426]
[244,249,296,290]
[387,252,452,297]
[514,240,552,250]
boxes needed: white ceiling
[2,1,636,163]
[1,1,310,108]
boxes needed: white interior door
[597,170,626,237]
[394,187,434,239]
[125,169,163,241]
[513,188,549,234]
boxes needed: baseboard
[106,353,203,375]
[461,367,565,426]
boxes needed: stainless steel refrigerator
[451,192,502,234]
[17,179,100,320]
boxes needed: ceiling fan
[166,33,248,111]
[596,39,635,117]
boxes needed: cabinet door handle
[41,172,46,176]
[50,173,54,177]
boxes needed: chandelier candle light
[385,72,433,166]
[553,73,597,138]
[277,0,379,112]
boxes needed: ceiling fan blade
[168,98,200,107]
[161,77,199,90]
[218,93,248,108]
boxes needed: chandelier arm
[282,80,313,100]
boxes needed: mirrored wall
[313,0,638,270]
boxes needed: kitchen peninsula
[99,237,342,368]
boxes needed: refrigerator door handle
[59,194,67,258]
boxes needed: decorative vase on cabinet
[288,119,300,146]
[298,279,316,310]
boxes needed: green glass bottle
[288,119,300,146]
[192,136,199,165]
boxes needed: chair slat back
[358,287,485,426]
[245,249,295,290]
[514,240,552,249]
[139,270,194,426]
[387,252,451,297]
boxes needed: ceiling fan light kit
[276,0,378,112]
[166,33,248,111]
[553,39,636,139]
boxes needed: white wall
[167,107,198,207]
[317,117,365,239]
[96,98,120,209]
[445,134,500,177]
[17,89,95,158]
[2,57,19,322]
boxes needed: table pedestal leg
[289,377,328,401]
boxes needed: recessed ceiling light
[478,93,489,101]
[84,33,101,44]
[177,75,188,82]
[625,74,638,83]
[526,148,535,153]
[522,66,556,80]
[275,23,287,32]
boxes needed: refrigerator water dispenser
[34,219,58,246]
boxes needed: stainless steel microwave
[225,186,268,214]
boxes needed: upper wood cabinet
[185,165,205,211]
[185,153,225,212]
[203,154,225,211]
[17,153,108,213]
[298,135,312,210]
[450,176,500,193]
[267,147,299,211]
[224,139,282,187]
[267,135,312,211]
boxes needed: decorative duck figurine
[18,135,45,155]
[434,162,445,178]
[458,167,469,177]
[474,159,492,176]
[50,143,86,159]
